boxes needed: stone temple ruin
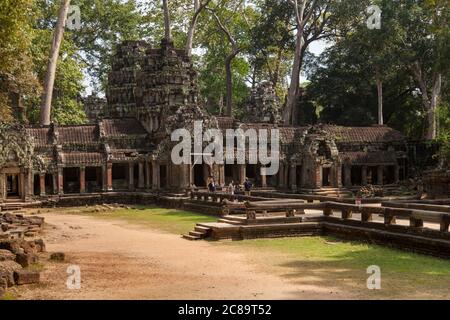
[0,39,416,204]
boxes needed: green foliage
[0,0,40,122]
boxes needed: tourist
[208,179,216,193]
[227,181,235,195]
[244,177,253,196]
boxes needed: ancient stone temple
[0,39,410,203]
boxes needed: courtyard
[6,206,450,300]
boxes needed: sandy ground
[14,212,352,300]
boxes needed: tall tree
[283,0,318,125]
[40,0,71,125]
[186,0,211,56]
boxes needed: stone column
[289,164,297,190]
[394,164,400,183]
[40,173,46,196]
[128,163,135,191]
[377,165,384,185]
[26,170,33,199]
[238,164,246,184]
[138,162,145,189]
[152,161,160,189]
[182,164,190,189]
[218,164,225,186]
[106,163,113,191]
[277,163,283,188]
[361,165,368,186]
[57,167,64,195]
[80,166,86,193]
[0,173,5,202]
[260,166,267,188]
[335,165,342,188]
[145,161,151,190]
[344,165,352,187]
[52,173,57,195]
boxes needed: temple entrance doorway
[7,174,20,198]
[322,167,331,187]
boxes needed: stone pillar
[40,173,46,196]
[377,165,384,185]
[52,173,57,195]
[394,164,400,183]
[128,163,135,191]
[238,164,246,184]
[0,174,5,202]
[260,166,267,188]
[107,163,113,191]
[182,164,190,189]
[26,170,33,199]
[361,166,368,186]
[218,164,225,186]
[57,167,64,195]
[335,164,342,188]
[289,164,297,190]
[138,162,145,189]
[152,161,160,189]
[145,161,151,189]
[344,165,352,187]
[80,166,86,193]
[278,163,285,188]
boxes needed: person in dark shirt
[243,177,252,196]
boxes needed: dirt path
[15,213,348,300]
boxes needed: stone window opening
[63,168,80,194]
[351,166,362,186]
[112,163,128,190]
[85,167,102,192]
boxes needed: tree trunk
[376,78,383,125]
[426,73,441,139]
[163,0,172,41]
[186,0,210,56]
[411,62,441,140]
[225,54,235,117]
[40,0,71,126]
[284,31,304,125]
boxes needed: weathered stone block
[14,270,40,285]
[0,249,15,261]
[15,252,38,268]
[0,260,22,286]
[50,252,65,262]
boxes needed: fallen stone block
[14,270,40,285]
[0,260,22,286]
[34,239,46,252]
[50,252,65,262]
[0,249,15,262]
[15,252,38,268]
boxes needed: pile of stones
[0,213,46,298]
[357,184,384,198]
[0,212,44,240]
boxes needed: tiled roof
[58,125,97,144]
[323,125,405,143]
[216,116,234,129]
[340,151,398,165]
[60,152,104,165]
[102,118,147,136]
[27,128,50,147]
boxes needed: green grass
[80,205,217,234]
[0,291,16,300]
[222,236,450,298]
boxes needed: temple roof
[322,125,405,143]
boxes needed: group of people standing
[206,177,253,196]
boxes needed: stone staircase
[1,202,24,212]
[182,225,212,240]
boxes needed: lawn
[221,236,450,299]
[77,205,217,234]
